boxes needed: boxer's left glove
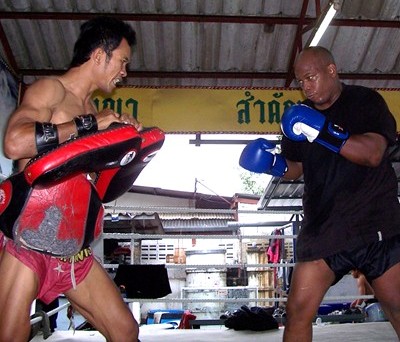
[24,123,142,186]
[239,138,287,177]
[281,104,349,153]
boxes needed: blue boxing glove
[239,138,287,177]
[281,104,349,153]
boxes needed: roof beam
[19,69,400,81]
[285,0,310,87]
[0,11,399,28]
[0,21,19,76]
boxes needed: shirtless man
[0,16,141,342]
[350,270,376,308]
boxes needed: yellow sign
[93,87,400,134]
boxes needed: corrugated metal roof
[162,218,236,232]
[103,211,237,234]
[0,0,400,88]
[160,212,235,220]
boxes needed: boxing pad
[0,172,103,257]
[239,138,287,177]
[24,123,142,186]
[95,127,165,202]
[0,172,32,239]
[281,104,349,153]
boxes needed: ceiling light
[308,2,338,47]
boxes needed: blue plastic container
[146,309,185,324]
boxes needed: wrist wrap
[35,122,59,154]
[316,121,349,153]
[74,114,98,136]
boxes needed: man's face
[101,39,131,93]
[295,54,336,110]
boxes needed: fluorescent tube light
[309,3,337,47]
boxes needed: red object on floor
[178,310,196,329]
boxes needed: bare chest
[51,93,97,123]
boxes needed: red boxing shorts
[5,238,94,304]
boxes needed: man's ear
[92,48,104,65]
[327,63,337,77]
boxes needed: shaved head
[295,46,336,69]
[294,46,342,109]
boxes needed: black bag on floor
[224,305,279,331]
[114,264,171,299]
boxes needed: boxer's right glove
[239,138,287,177]
[281,104,349,153]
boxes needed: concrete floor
[31,297,398,341]
[31,321,398,342]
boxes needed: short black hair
[300,46,336,65]
[70,16,136,68]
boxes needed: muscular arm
[340,132,388,168]
[351,273,375,307]
[4,78,74,161]
[4,78,142,166]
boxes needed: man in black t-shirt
[239,46,400,341]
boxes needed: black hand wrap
[73,114,98,136]
[35,122,59,154]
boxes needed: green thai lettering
[236,91,255,124]
[125,98,138,119]
[253,99,266,123]
[237,92,302,125]
[93,97,139,119]
[268,100,280,124]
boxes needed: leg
[65,259,139,342]
[371,262,400,339]
[283,259,335,342]
[0,232,4,259]
[0,249,39,342]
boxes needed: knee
[0,312,32,342]
[124,318,139,341]
[0,328,31,342]
[285,298,305,317]
[375,292,400,314]
[94,310,139,342]
[285,304,304,324]
[378,300,400,318]
[112,315,139,342]
[285,299,318,324]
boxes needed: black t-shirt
[281,84,400,261]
